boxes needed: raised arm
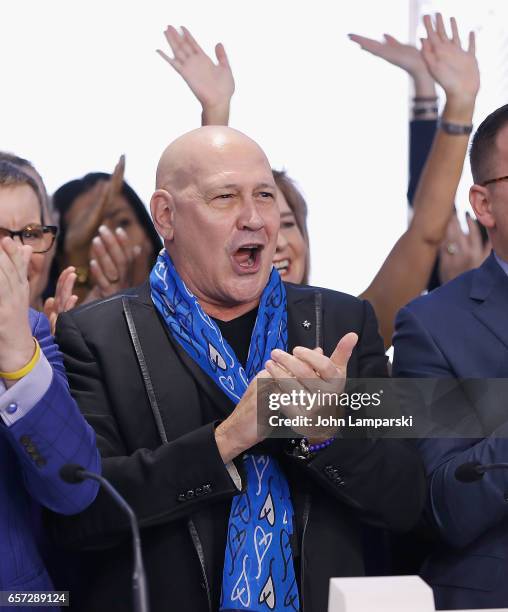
[157,25,234,126]
[358,14,479,348]
[349,32,439,206]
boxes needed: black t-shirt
[213,307,258,369]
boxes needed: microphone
[455,461,508,483]
[60,464,149,612]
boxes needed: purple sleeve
[1,309,101,514]
[0,351,53,426]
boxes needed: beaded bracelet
[289,436,337,460]
[307,437,336,454]
[0,338,41,380]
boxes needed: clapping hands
[63,156,126,268]
[265,333,358,441]
[62,155,145,305]
[0,238,34,376]
[43,266,78,335]
[86,225,143,302]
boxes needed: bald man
[52,127,425,612]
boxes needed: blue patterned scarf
[150,250,300,611]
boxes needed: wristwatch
[288,438,311,461]
[439,120,473,135]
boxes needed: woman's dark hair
[273,169,310,284]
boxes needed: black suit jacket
[52,281,425,612]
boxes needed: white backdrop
[413,0,508,221]
[2,0,498,295]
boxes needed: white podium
[327,576,508,612]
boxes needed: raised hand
[438,213,491,284]
[63,181,108,258]
[349,33,428,77]
[421,14,479,101]
[62,155,126,301]
[348,32,436,98]
[43,266,78,335]
[64,156,125,260]
[157,25,234,125]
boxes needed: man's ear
[150,189,175,241]
[469,184,496,230]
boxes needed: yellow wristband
[0,338,41,381]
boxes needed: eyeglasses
[0,224,57,253]
[482,175,508,187]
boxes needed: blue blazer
[393,252,508,610]
[0,309,99,602]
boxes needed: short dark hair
[0,161,44,221]
[470,104,508,185]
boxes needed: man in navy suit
[0,233,100,609]
[393,103,508,609]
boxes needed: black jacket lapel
[125,285,230,604]
[286,283,323,351]
[133,283,235,420]
[122,293,205,441]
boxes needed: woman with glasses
[0,152,62,309]
[0,161,59,304]
[0,161,77,333]
[0,160,100,608]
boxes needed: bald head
[150,125,280,318]
[155,126,271,192]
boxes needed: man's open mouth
[232,244,263,271]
